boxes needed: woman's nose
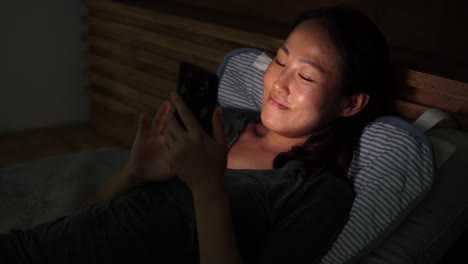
[273,70,292,94]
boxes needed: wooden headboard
[82,0,468,146]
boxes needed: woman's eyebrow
[279,45,326,74]
[300,59,326,74]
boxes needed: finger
[171,92,200,132]
[212,107,227,146]
[165,113,186,141]
[164,126,176,153]
[137,112,152,139]
[152,101,171,135]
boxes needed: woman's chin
[261,111,287,131]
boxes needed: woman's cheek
[263,72,274,94]
[263,78,272,95]
[262,71,279,105]
[293,87,314,107]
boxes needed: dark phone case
[175,61,219,135]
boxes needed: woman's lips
[268,96,289,110]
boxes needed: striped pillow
[321,117,434,263]
[216,48,435,263]
[217,48,265,111]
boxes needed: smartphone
[174,61,219,135]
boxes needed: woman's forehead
[283,21,340,72]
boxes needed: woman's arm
[165,93,242,264]
[95,165,141,205]
[192,184,243,264]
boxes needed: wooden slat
[396,69,468,115]
[405,69,468,98]
[394,99,468,131]
[394,99,429,121]
[83,33,218,74]
[399,85,468,115]
[83,0,284,52]
[86,72,164,112]
[86,9,244,55]
[84,15,228,64]
[85,52,174,98]
[85,35,178,81]
[87,89,139,115]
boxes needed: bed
[1,0,467,262]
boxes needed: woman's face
[262,20,346,138]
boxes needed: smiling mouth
[268,96,289,110]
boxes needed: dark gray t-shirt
[0,108,354,264]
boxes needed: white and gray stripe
[321,119,434,263]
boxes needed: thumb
[212,107,226,146]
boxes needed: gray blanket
[0,148,129,233]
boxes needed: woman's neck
[253,123,311,154]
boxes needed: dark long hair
[272,6,395,176]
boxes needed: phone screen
[175,61,219,135]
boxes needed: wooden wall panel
[156,0,468,76]
[86,72,163,111]
[85,35,179,81]
[86,53,174,96]
[82,0,284,144]
[83,0,284,52]
[398,71,468,113]
[82,0,468,145]
[84,16,229,64]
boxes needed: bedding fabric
[0,148,130,233]
[0,108,354,264]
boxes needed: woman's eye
[299,74,315,83]
[275,58,285,67]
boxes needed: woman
[1,6,394,264]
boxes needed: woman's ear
[339,92,370,117]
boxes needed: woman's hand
[96,101,174,204]
[164,92,227,195]
[127,101,175,184]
